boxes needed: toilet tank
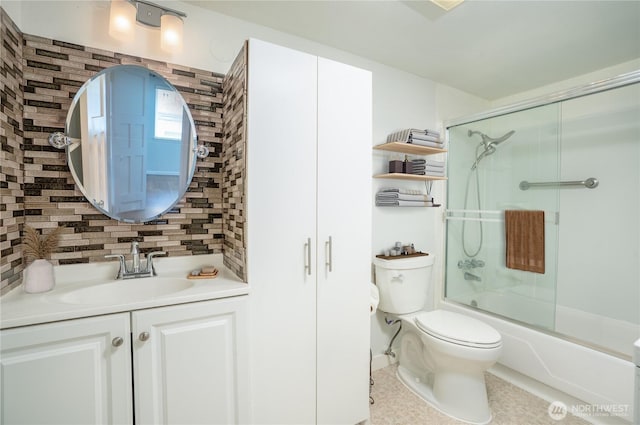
[373,255,435,314]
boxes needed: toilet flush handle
[391,273,404,284]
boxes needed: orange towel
[505,210,545,274]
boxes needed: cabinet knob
[138,332,150,342]
[112,337,124,347]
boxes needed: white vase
[23,259,56,293]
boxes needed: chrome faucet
[105,241,166,280]
[458,259,485,270]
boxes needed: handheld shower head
[487,130,515,147]
[468,129,515,148]
[468,129,515,169]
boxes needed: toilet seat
[414,310,502,349]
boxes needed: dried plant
[23,225,63,264]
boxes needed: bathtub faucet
[464,272,482,282]
[458,259,485,270]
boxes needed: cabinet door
[246,39,318,425]
[317,58,373,424]
[132,297,248,425]
[0,314,132,424]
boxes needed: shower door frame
[441,69,640,360]
[446,70,640,128]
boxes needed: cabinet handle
[325,236,333,272]
[138,332,150,342]
[304,237,311,276]
[112,337,124,347]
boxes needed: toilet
[374,254,502,425]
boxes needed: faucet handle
[105,254,126,279]
[145,251,166,276]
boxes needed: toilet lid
[414,310,502,348]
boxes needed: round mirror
[65,65,197,223]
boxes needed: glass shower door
[554,84,640,356]
[445,104,560,330]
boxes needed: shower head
[468,129,515,149]
[468,129,515,170]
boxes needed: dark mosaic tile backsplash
[0,8,246,293]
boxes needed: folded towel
[376,200,434,207]
[409,133,440,143]
[426,165,446,173]
[424,129,440,138]
[387,128,442,144]
[379,187,423,195]
[410,169,445,177]
[376,192,434,202]
[412,159,444,168]
[407,139,444,148]
[411,165,444,172]
[505,210,545,274]
[409,128,440,138]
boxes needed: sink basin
[57,277,194,305]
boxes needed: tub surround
[0,254,247,329]
[0,7,247,293]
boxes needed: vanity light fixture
[108,0,186,53]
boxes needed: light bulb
[161,14,183,53]
[108,0,136,42]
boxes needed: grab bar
[519,177,599,191]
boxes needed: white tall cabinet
[246,39,372,424]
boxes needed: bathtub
[440,288,636,423]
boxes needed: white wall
[4,1,488,358]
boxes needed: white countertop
[1,254,249,329]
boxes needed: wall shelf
[373,173,447,181]
[373,141,447,156]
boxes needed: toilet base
[397,365,493,425]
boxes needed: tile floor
[369,364,588,425]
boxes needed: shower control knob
[139,332,150,342]
[471,259,485,268]
[458,260,472,270]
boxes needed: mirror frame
[64,64,198,223]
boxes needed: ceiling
[185,0,640,100]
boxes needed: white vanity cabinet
[247,39,372,424]
[1,296,248,425]
[132,297,249,425]
[0,314,133,424]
